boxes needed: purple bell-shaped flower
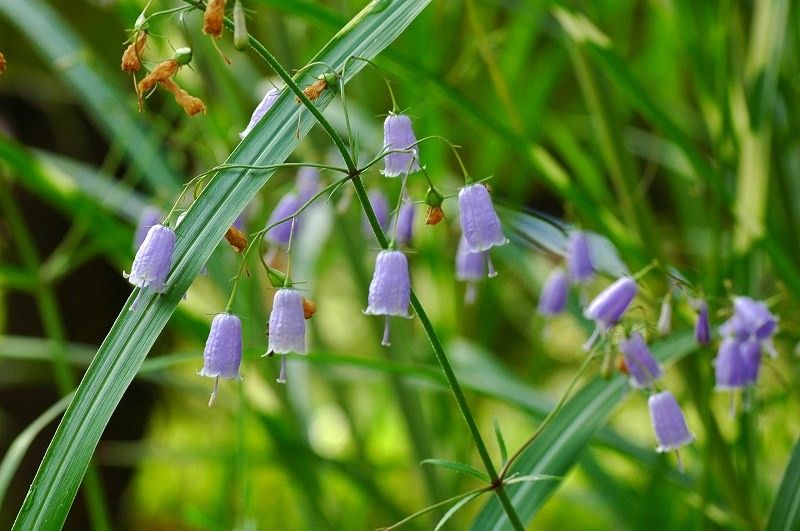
[620,332,662,388]
[267,288,307,384]
[648,391,694,453]
[133,206,162,252]
[537,268,568,316]
[394,202,415,247]
[264,193,301,247]
[240,87,280,139]
[199,313,243,406]
[455,235,486,305]
[125,224,176,310]
[567,231,593,282]
[458,183,508,253]
[694,299,711,345]
[296,166,321,204]
[714,338,748,391]
[364,250,411,346]
[381,113,421,177]
[583,277,637,350]
[363,189,390,236]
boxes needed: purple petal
[648,391,694,452]
[458,184,508,252]
[268,288,306,354]
[365,250,411,317]
[538,268,568,316]
[199,313,243,379]
[381,114,421,177]
[620,332,662,388]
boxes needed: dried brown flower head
[121,32,147,73]
[297,78,327,102]
[159,79,206,116]
[203,0,227,39]
[302,298,317,320]
[425,205,445,225]
[224,225,248,252]
[0,52,6,75]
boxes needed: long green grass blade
[11,2,430,528]
[470,334,697,530]
[766,434,800,531]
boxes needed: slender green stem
[352,174,525,531]
[182,3,524,527]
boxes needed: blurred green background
[1,0,800,529]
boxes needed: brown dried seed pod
[224,226,248,252]
[203,0,227,39]
[296,79,327,102]
[0,52,6,75]
[121,32,147,73]
[302,298,317,320]
[159,78,206,116]
[425,206,445,226]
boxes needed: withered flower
[302,298,317,320]
[224,225,248,252]
[159,78,207,116]
[121,31,147,73]
[203,0,227,39]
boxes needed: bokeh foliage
[1,0,800,530]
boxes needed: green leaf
[493,419,508,465]
[470,333,697,530]
[10,1,431,528]
[766,434,800,531]
[420,458,490,483]
[434,490,487,531]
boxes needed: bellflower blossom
[456,235,486,304]
[537,268,568,316]
[458,183,508,253]
[720,297,779,355]
[648,391,694,454]
[133,206,162,252]
[714,338,748,391]
[583,276,637,350]
[619,332,662,388]
[240,87,280,139]
[264,193,301,247]
[125,224,175,310]
[694,299,711,345]
[363,189,390,236]
[381,113,421,177]
[199,313,243,406]
[567,231,593,282]
[394,202,416,246]
[268,288,306,384]
[296,166,321,204]
[364,250,411,346]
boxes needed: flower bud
[656,292,672,336]
[233,0,249,51]
[174,47,193,66]
[382,114,421,177]
[583,277,637,351]
[694,299,711,345]
[425,186,445,225]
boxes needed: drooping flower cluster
[714,296,778,393]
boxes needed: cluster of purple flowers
[715,296,778,393]
[534,233,696,455]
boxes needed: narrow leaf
[421,459,490,483]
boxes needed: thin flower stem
[181,3,524,527]
[500,350,601,478]
[226,176,349,310]
[353,174,525,531]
